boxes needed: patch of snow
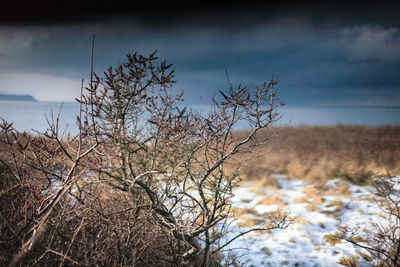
[221,176,397,266]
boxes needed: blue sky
[0,1,399,109]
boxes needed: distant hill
[0,93,38,102]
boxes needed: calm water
[0,101,81,134]
[0,100,399,134]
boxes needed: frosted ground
[223,174,400,266]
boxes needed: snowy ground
[222,174,399,266]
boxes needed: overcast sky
[0,1,399,108]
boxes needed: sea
[0,100,399,135]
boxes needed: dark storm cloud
[0,1,399,106]
[2,0,400,27]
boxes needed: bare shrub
[0,98,99,266]
[0,49,291,266]
[339,172,400,267]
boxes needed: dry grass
[3,124,399,265]
[261,247,272,256]
[358,251,372,262]
[232,207,259,217]
[326,200,346,213]
[324,234,342,246]
[326,182,351,196]
[257,195,284,206]
[237,215,266,228]
[236,125,400,185]
[351,236,369,244]
[305,204,317,212]
[339,255,360,266]
[302,187,325,204]
[293,187,325,206]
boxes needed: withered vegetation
[237,125,400,186]
[339,172,400,267]
[0,50,293,266]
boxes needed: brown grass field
[236,125,400,187]
[1,124,400,265]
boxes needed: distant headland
[0,93,38,102]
